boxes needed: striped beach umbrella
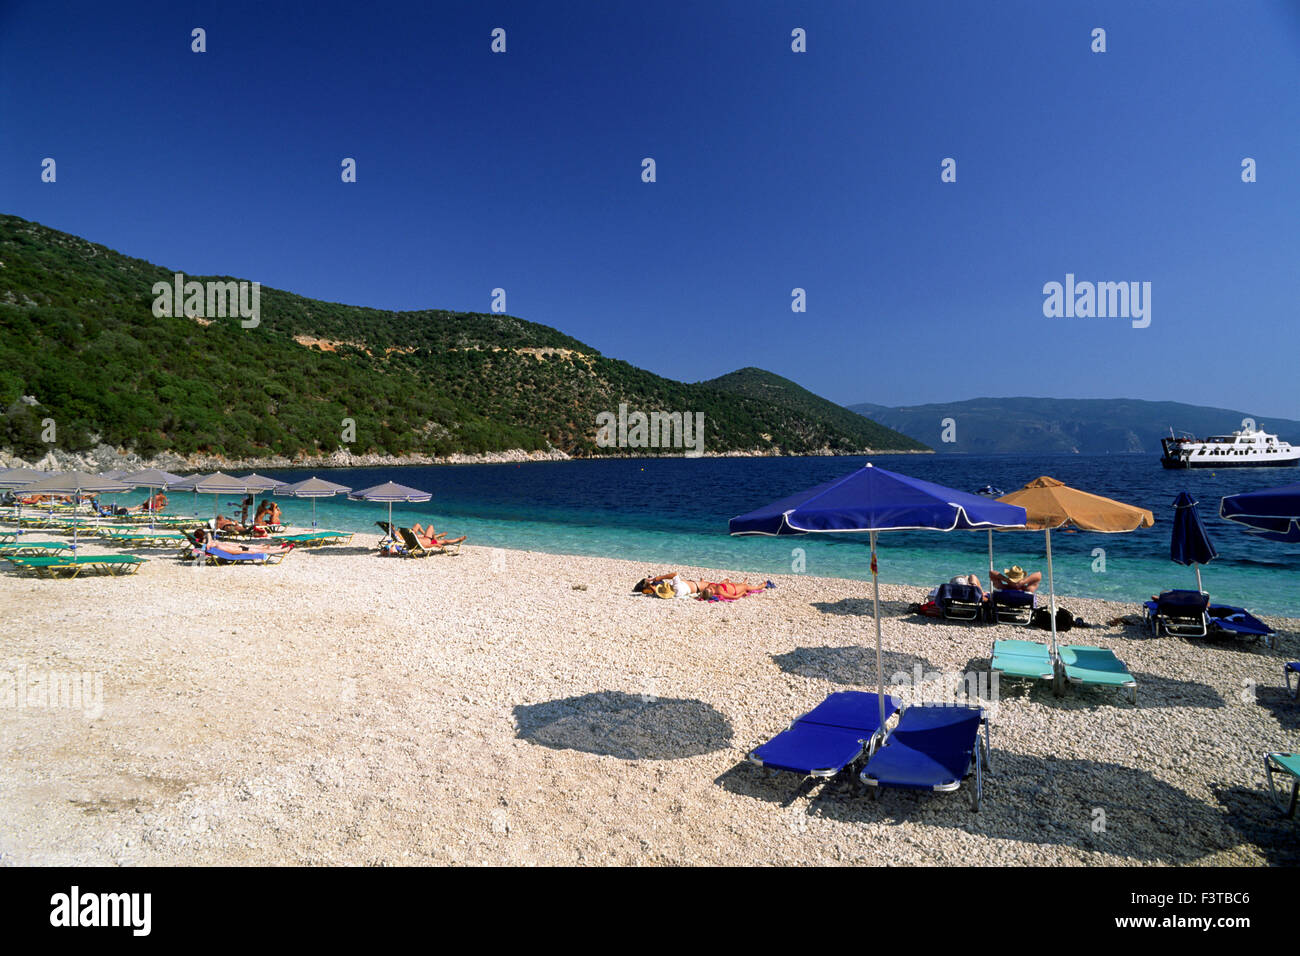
[17,471,131,548]
[348,481,432,543]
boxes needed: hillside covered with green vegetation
[703,368,930,453]
[0,214,924,461]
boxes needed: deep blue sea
[145,454,1300,616]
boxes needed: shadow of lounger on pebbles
[818,752,1255,864]
[513,692,733,760]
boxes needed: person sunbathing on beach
[948,573,982,590]
[634,573,772,600]
[131,493,167,513]
[411,523,466,548]
[634,572,704,598]
[214,514,269,537]
[255,499,283,527]
[990,565,1041,592]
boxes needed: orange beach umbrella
[996,476,1154,661]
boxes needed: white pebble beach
[1,538,1296,866]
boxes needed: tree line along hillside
[0,214,926,460]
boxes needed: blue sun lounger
[1144,589,1208,637]
[1207,605,1275,648]
[748,691,899,780]
[859,703,991,811]
[991,589,1034,625]
[937,582,984,621]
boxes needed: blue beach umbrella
[1171,491,1217,593]
[1220,482,1300,544]
[730,463,1028,728]
[348,481,432,539]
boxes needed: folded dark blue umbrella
[1220,482,1300,543]
[1171,491,1218,566]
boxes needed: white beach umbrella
[191,472,259,526]
[17,471,131,548]
[122,468,185,528]
[274,476,352,527]
[0,468,56,526]
[167,473,215,516]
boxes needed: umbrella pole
[987,529,995,617]
[1045,527,1060,692]
[1195,564,1203,594]
[870,530,885,730]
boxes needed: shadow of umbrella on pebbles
[774,646,932,684]
[513,692,733,760]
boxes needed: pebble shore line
[0,539,1296,866]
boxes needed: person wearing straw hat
[990,564,1042,592]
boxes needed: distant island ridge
[850,398,1300,456]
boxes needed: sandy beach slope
[0,539,1296,866]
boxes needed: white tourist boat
[1161,425,1300,469]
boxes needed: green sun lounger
[8,554,146,578]
[1058,645,1137,704]
[270,531,354,547]
[0,541,74,557]
[100,529,186,546]
[990,639,1055,682]
[1264,752,1300,818]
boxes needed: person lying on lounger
[948,573,983,590]
[990,565,1041,592]
[410,523,466,548]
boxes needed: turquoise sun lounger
[1058,645,1137,704]
[1264,752,1300,818]
[990,639,1054,683]
[0,541,74,558]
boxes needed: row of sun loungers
[1143,589,1275,647]
[3,553,146,578]
[937,582,1275,648]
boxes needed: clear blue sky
[3,1,1298,417]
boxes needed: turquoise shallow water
[146,454,1300,617]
